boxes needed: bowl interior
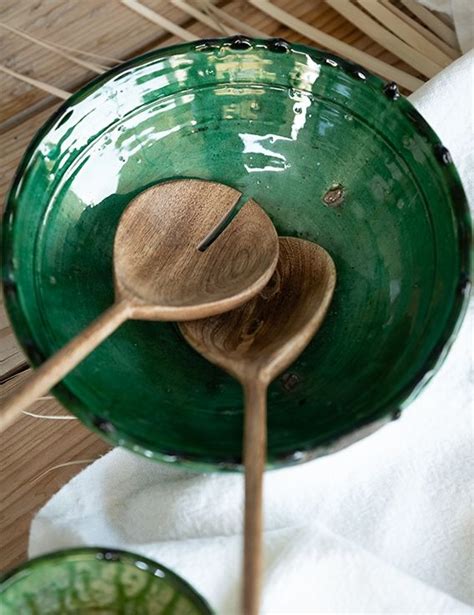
[4,39,469,468]
[0,548,211,614]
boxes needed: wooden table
[0,0,443,573]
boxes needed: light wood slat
[0,369,111,571]
[400,0,459,47]
[324,0,442,78]
[356,0,451,67]
[0,0,197,126]
[380,0,459,59]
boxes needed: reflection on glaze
[288,57,320,139]
[239,133,290,173]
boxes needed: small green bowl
[2,38,471,470]
[0,547,212,614]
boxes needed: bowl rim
[0,546,213,613]
[2,36,472,471]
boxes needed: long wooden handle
[242,379,267,615]
[1,300,130,432]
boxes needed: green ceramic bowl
[0,547,212,614]
[2,38,471,470]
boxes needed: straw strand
[355,0,451,68]
[0,22,105,74]
[325,0,442,78]
[0,64,70,99]
[120,0,197,41]
[247,0,423,91]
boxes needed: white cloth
[29,55,474,613]
[417,0,473,52]
[410,50,474,205]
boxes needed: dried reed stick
[0,22,105,74]
[31,459,98,484]
[170,0,235,35]
[120,0,197,41]
[44,41,122,65]
[400,0,458,48]
[204,2,268,38]
[0,23,121,66]
[325,0,442,78]
[0,23,118,67]
[200,2,235,36]
[0,64,70,99]
[22,410,77,420]
[356,0,451,67]
[380,0,459,59]
[247,0,423,92]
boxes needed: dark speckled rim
[2,37,472,472]
[0,547,214,613]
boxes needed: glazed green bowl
[3,38,470,469]
[0,548,212,614]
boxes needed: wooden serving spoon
[1,179,279,431]
[180,237,336,615]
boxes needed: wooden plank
[0,299,26,381]
[0,370,111,571]
[0,0,207,126]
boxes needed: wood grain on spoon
[180,237,337,615]
[1,179,279,431]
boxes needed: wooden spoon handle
[243,379,267,615]
[1,300,130,432]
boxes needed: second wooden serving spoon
[180,236,336,615]
[1,179,279,431]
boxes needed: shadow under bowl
[2,38,471,470]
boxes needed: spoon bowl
[114,179,279,320]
